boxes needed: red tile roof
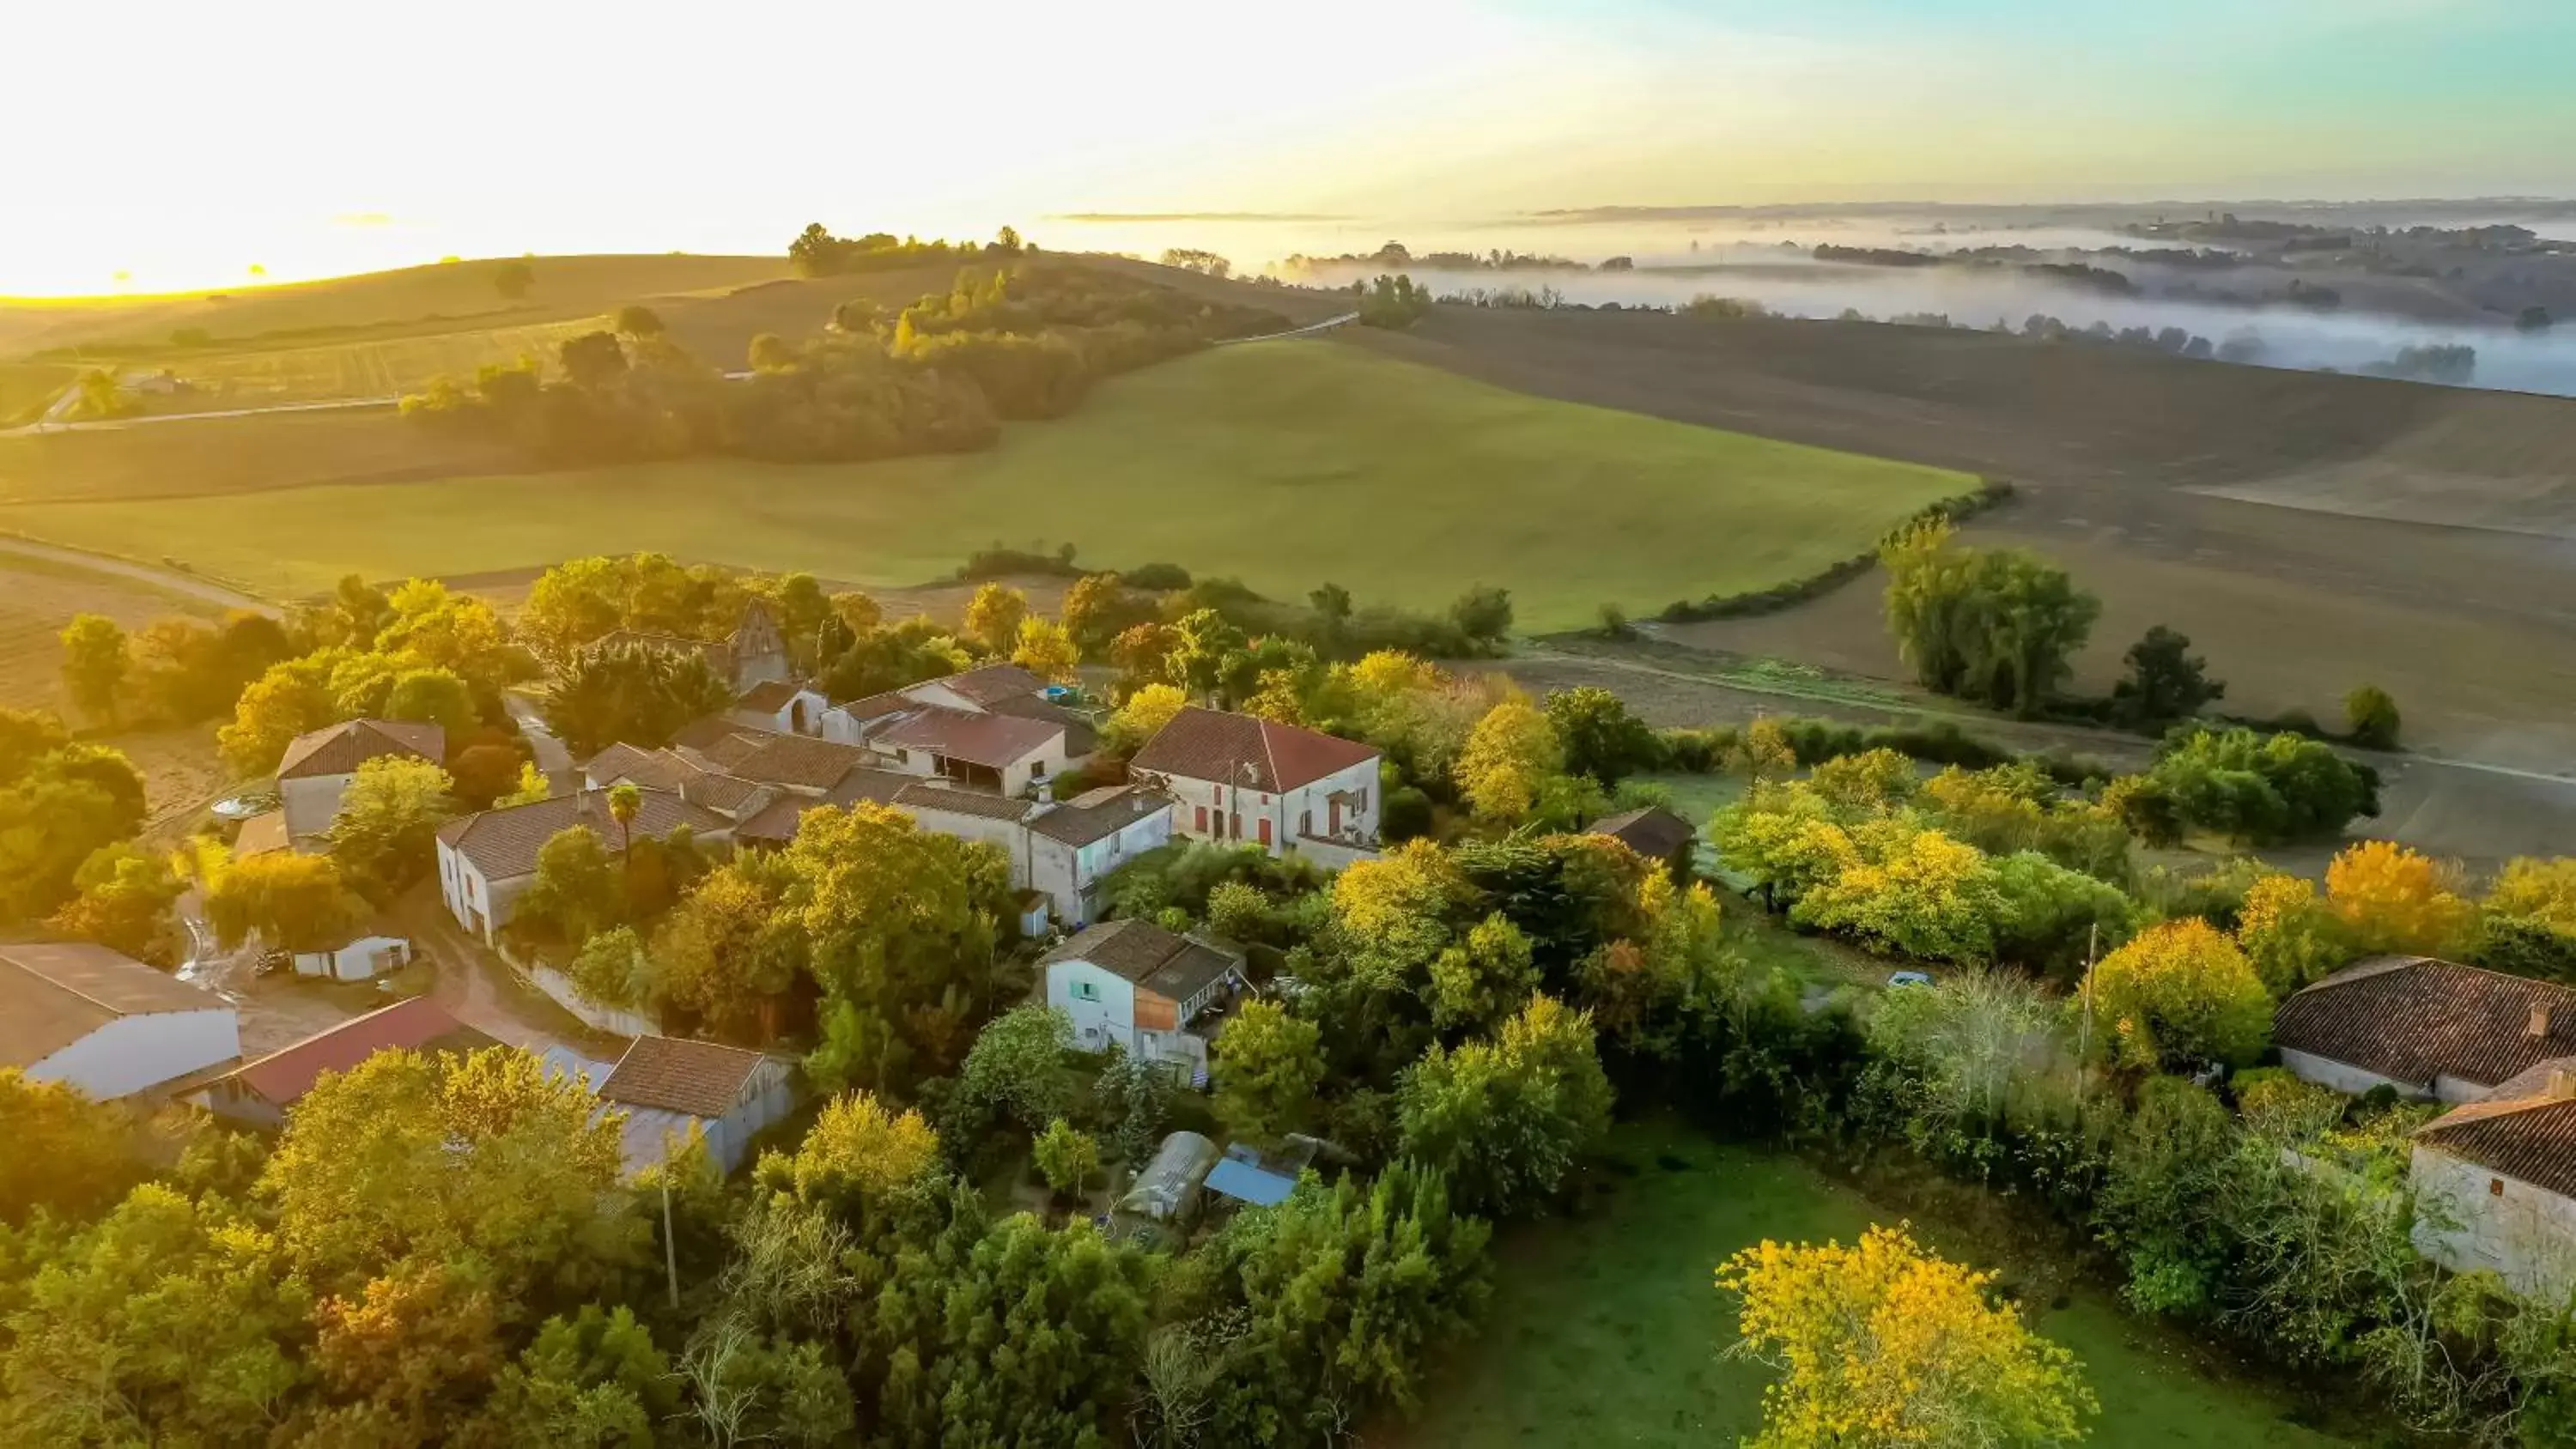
[877,706,1066,769]
[216,997,495,1108]
[728,735,875,791]
[599,1036,771,1119]
[2418,1061,2576,1197]
[276,719,445,781]
[733,681,806,712]
[2274,955,2576,1092]
[915,663,1047,707]
[435,788,728,881]
[1129,707,1379,792]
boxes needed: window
[897,749,910,765]
[1195,805,1208,832]
[1071,979,1101,1003]
[1259,818,1273,847]
[2494,1176,2507,1197]
[1032,760,1048,777]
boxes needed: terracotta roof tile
[738,770,919,844]
[917,663,1047,707]
[2275,956,2576,1092]
[877,707,1066,769]
[599,1036,771,1119]
[1030,785,1172,846]
[276,719,445,781]
[1042,919,1242,1002]
[2419,1064,2576,1197]
[1129,707,1378,793]
[734,681,805,712]
[895,782,1037,822]
[728,735,875,791]
[435,788,728,882]
[215,997,494,1109]
[234,809,292,858]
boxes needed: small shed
[1118,1130,1219,1224]
[1206,1137,1316,1209]
[598,1036,798,1177]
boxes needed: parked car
[1886,970,1935,989]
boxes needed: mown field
[0,254,794,359]
[0,361,76,427]
[0,340,1973,628]
[1392,1119,2350,1449]
[152,317,610,407]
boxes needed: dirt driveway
[392,886,626,1060]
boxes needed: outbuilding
[597,1035,798,1175]
[0,943,241,1100]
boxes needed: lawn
[0,340,1972,627]
[1392,1119,2352,1449]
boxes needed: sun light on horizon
[3,0,2570,296]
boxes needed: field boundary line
[0,531,280,615]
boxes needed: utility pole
[2075,922,2099,1114]
[661,1173,680,1312]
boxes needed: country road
[1218,311,1359,345]
[0,534,279,615]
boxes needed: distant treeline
[402,263,1288,467]
[788,223,1022,277]
[1279,241,1602,275]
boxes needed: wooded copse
[400,261,1291,466]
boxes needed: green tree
[261,1046,641,1311]
[218,654,342,775]
[566,924,653,1012]
[2345,684,2402,749]
[2083,918,2272,1070]
[1882,519,2099,716]
[1426,912,1541,1035]
[0,1184,309,1444]
[652,859,801,1040]
[515,826,624,953]
[204,850,371,955]
[0,1068,142,1226]
[611,304,665,337]
[0,743,147,924]
[58,614,131,726]
[382,667,473,737]
[1544,686,1661,785]
[2111,625,2224,728]
[329,755,458,900]
[1397,995,1612,1217]
[543,642,733,757]
[45,841,186,966]
[1033,1119,1101,1201]
[1165,609,1247,702]
[954,1004,1076,1139]
[1449,584,1514,643]
[752,1090,940,1224]
[1213,998,1327,1143]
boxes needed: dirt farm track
[1346,306,2576,776]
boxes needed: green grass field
[1392,1120,2349,1448]
[0,341,1970,625]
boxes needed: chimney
[2532,1003,2554,1040]
[2549,1067,2576,1101]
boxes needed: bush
[1121,562,1193,591]
[955,543,1082,581]
[2345,685,2401,750]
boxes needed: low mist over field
[1093,201,2576,398]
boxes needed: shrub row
[1656,481,2015,623]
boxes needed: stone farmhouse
[1128,706,1381,867]
[2275,955,2576,1299]
[435,786,732,943]
[1042,919,1248,1082]
[270,718,446,847]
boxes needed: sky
[4,0,2571,294]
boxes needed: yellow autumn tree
[753,1089,939,1216]
[2325,840,2479,958]
[2082,918,2271,1070]
[1009,617,1078,683]
[1456,697,1563,824]
[2234,873,2354,994]
[1718,1222,2096,1449]
[2487,858,2576,932]
[1108,682,1188,750]
[963,582,1028,657]
[1732,716,1798,784]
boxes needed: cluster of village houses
[17,602,2576,1276]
